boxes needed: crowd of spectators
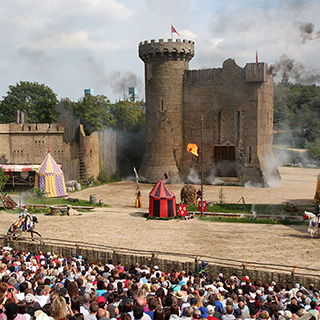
[0,246,318,320]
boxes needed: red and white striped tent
[149,180,176,218]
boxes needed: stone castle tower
[139,38,280,186]
[139,39,195,182]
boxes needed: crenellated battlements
[0,123,65,134]
[139,39,195,45]
[183,60,271,85]
[139,39,195,62]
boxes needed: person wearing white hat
[152,266,162,278]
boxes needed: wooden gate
[213,146,237,177]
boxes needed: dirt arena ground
[1,166,320,272]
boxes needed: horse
[7,214,41,240]
[303,211,319,238]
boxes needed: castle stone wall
[256,71,279,184]
[0,124,11,160]
[182,59,265,183]
[80,127,100,180]
[0,123,71,165]
[0,122,116,184]
[139,39,280,186]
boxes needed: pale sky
[0,0,319,102]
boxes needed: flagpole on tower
[171,24,173,39]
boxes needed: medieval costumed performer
[134,167,142,208]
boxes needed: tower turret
[139,39,194,182]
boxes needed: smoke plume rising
[111,71,142,100]
[269,54,320,85]
[295,21,320,43]
[187,168,201,184]
[206,171,223,185]
[86,55,143,101]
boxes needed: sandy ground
[0,166,320,273]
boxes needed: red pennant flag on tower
[171,25,180,36]
[256,50,258,63]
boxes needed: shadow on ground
[129,211,146,218]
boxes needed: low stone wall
[1,237,319,288]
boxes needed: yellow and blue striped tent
[35,152,68,197]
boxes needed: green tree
[274,80,320,150]
[72,95,114,135]
[274,84,291,128]
[0,81,58,123]
[279,73,291,87]
[108,100,145,176]
[306,138,320,161]
[0,168,7,192]
[72,96,146,177]
[108,100,145,131]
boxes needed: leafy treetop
[0,81,59,123]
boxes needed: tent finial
[48,145,50,153]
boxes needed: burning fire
[187,143,199,157]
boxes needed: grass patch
[22,197,108,207]
[199,216,305,225]
[77,177,121,192]
[187,203,251,214]
[77,181,105,191]
[185,203,315,216]
[2,209,23,214]
[1,197,108,214]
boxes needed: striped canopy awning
[0,164,40,172]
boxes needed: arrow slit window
[147,128,152,143]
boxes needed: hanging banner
[178,204,188,217]
[198,201,207,212]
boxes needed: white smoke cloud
[263,155,282,187]
[206,171,223,185]
[187,167,201,184]
[19,191,34,208]
[244,181,262,188]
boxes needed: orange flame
[187,143,199,157]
